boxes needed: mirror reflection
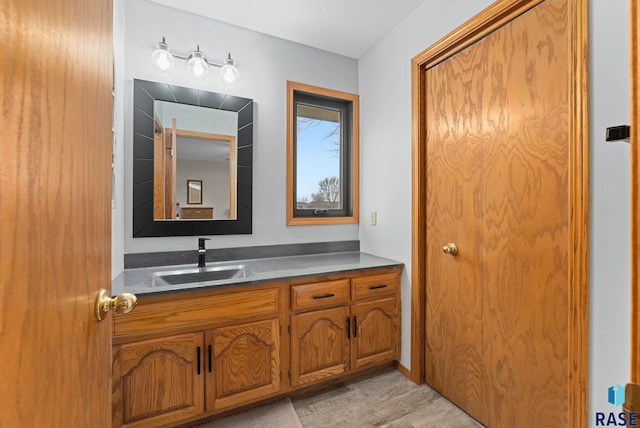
[153,101,237,221]
[132,79,253,237]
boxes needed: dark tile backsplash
[124,240,360,269]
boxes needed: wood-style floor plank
[292,368,483,427]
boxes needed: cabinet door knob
[442,243,458,255]
[94,289,137,321]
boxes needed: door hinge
[288,324,292,334]
[288,369,292,380]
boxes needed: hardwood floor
[291,368,483,427]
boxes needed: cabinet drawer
[114,286,279,340]
[291,279,350,311]
[181,207,214,219]
[351,272,398,300]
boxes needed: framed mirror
[132,79,253,237]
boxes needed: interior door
[0,0,113,426]
[425,0,572,426]
[480,2,569,425]
[424,38,485,423]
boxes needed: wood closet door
[425,36,485,423]
[425,0,570,426]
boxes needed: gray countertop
[112,251,403,296]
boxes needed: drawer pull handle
[197,347,201,375]
[369,284,388,290]
[208,345,212,373]
[312,293,335,300]
[347,317,351,339]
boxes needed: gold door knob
[95,289,138,321]
[442,243,458,255]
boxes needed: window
[286,81,359,225]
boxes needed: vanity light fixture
[150,37,240,85]
[150,37,175,74]
[186,46,208,80]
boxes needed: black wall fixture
[606,125,630,142]
[132,79,253,237]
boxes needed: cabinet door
[350,297,399,369]
[291,306,350,386]
[206,319,280,411]
[113,333,204,428]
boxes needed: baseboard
[393,361,413,381]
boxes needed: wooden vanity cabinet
[290,269,400,387]
[112,283,285,428]
[112,333,205,428]
[112,267,401,427]
[350,297,399,369]
[205,318,280,412]
[291,306,351,385]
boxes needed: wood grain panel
[631,0,640,384]
[411,54,427,385]
[291,279,350,312]
[351,298,399,369]
[480,1,569,426]
[566,0,590,424]
[164,129,174,218]
[180,207,214,219]
[207,319,280,411]
[154,118,165,219]
[413,0,545,70]
[416,0,588,425]
[424,37,486,423]
[113,333,204,428]
[113,286,279,341]
[351,272,398,300]
[0,0,113,426]
[291,306,350,386]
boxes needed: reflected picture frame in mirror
[132,79,253,237]
[187,180,202,204]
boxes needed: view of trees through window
[296,104,342,210]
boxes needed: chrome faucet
[198,237,211,267]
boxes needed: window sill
[286,215,359,226]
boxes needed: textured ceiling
[147,0,428,59]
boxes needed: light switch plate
[370,211,377,226]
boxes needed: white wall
[116,0,359,256]
[589,0,630,420]
[358,0,492,371]
[112,0,126,278]
[176,160,231,219]
[359,0,631,423]
[157,102,237,136]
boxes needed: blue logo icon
[608,384,625,407]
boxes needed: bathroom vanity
[111,252,402,427]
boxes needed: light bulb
[151,39,174,74]
[220,53,240,86]
[187,48,208,80]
